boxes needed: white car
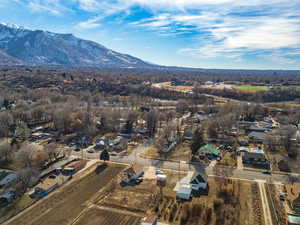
[156,169,164,175]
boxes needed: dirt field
[73,207,141,225]
[202,84,233,90]
[99,179,159,214]
[5,163,125,225]
[140,141,191,162]
[152,82,194,93]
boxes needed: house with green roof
[198,144,220,157]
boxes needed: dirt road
[258,181,273,225]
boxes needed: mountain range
[0,22,154,68]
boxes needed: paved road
[73,144,300,185]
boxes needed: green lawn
[234,85,300,92]
[281,86,300,90]
[233,85,269,91]
[0,194,35,224]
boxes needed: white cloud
[28,0,70,15]
[25,0,300,63]
[77,16,102,29]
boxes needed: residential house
[113,138,128,152]
[62,160,87,175]
[204,81,214,85]
[34,176,60,198]
[242,152,270,168]
[174,171,207,200]
[248,131,267,143]
[0,191,15,206]
[122,164,144,184]
[192,113,206,123]
[160,141,177,153]
[238,138,249,146]
[198,145,220,159]
[140,106,150,112]
[237,121,258,129]
[0,172,17,188]
[95,137,113,150]
[247,126,270,132]
[141,215,158,225]
[40,157,75,179]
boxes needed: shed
[176,184,192,200]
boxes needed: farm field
[98,179,159,214]
[233,85,300,92]
[233,85,270,92]
[73,207,141,225]
[5,163,125,225]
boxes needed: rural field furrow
[4,164,125,225]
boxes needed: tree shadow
[95,164,108,174]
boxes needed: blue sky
[1,0,300,69]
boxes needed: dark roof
[242,152,267,160]
[248,126,269,132]
[248,131,267,140]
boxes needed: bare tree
[0,142,12,163]
[146,111,159,137]
[0,112,14,138]
[280,127,297,158]
[264,135,277,152]
[14,143,37,168]
[207,121,218,139]
[176,100,189,114]
[14,120,30,141]
[44,143,61,162]
[13,168,40,194]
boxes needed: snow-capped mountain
[0,22,154,68]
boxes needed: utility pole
[178,160,180,181]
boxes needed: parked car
[279,193,286,201]
[262,171,272,175]
[156,169,165,175]
[87,149,95,153]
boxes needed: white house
[174,171,207,200]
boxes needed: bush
[213,199,224,211]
